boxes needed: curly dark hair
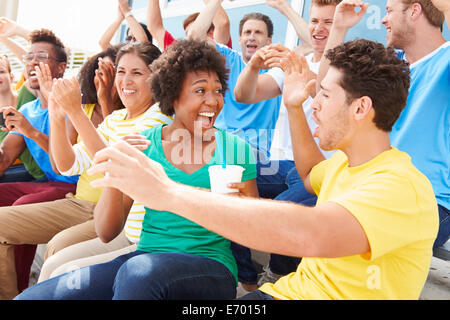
[325,39,410,132]
[149,39,229,116]
[78,44,124,105]
[29,28,67,63]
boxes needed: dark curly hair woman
[16,39,258,300]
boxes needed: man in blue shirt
[382,0,449,248]
[316,0,449,248]
[0,28,78,299]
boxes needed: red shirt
[164,30,232,50]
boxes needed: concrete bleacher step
[433,240,450,261]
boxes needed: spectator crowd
[0,0,447,300]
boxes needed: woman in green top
[17,39,258,300]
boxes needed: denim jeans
[0,165,35,183]
[230,160,317,284]
[434,204,450,248]
[15,251,237,300]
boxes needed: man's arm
[234,44,290,104]
[280,50,324,192]
[186,0,222,45]
[205,0,231,46]
[0,131,26,176]
[98,4,124,51]
[119,0,150,42]
[88,141,369,258]
[316,0,369,93]
[431,0,450,29]
[266,0,312,49]
[0,17,30,63]
[1,105,50,153]
[146,0,168,48]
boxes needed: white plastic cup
[208,165,245,194]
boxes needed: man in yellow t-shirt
[86,37,439,300]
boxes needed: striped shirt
[61,103,173,242]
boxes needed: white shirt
[269,53,335,161]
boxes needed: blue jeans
[231,160,317,284]
[15,251,237,300]
[434,204,450,248]
[0,165,35,183]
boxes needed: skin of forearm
[286,106,324,182]
[187,0,222,41]
[126,16,149,42]
[0,38,26,63]
[277,3,312,47]
[164,183,320,258]
[66,110,108,158]
[28,129,50,154]
[234,63,260,103]
[50,115,77,172]
[94,187,128,243]
[99,18,123,50]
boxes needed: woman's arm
[94,187,134,243]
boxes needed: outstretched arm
[186,0,222,45]
[0,17,31,62]
[205,0,231,46]
[119,0,150,42]
[266,0,312,49]
[234,44,285,104]
[146,0,167,48]
[98,4,124,50]
[88,141,369,258]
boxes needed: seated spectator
[381,0,449,248]
[99,0,152,51]
[0,17,45,181]
[188,0,281,293]
[35,42,170,282]
[233,0,345,286]
[0,29,81,300]
[71,39,437,301]
[147,0,231,50]
[0,41,170,300]
[16,39,258,300]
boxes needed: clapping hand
[280,51,316,110]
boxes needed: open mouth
[197,111,216,129]
[313,35,327,41]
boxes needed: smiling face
[309,4,336,56]
[114,52,153,111]
[382,0,413,49]
[312,67,355,151]
[172,70,224,136]
[0,57,13,94]
[238,19,272,63]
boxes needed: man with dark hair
[318,0,449,248]
[0,28,78,299]
[87,38,438,300]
